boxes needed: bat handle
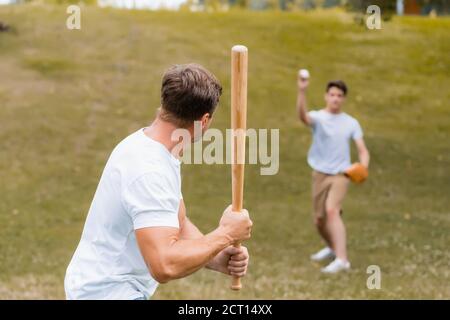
[230,242,242,290]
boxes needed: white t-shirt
[65,128,182,300]
[307,110,363,175]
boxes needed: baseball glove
[344,163,368,183]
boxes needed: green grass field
[0,4,449,299]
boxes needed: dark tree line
[212,0,449,14]
[0,21,11,32]
[7,0,450,14]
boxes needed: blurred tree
[306,0,318,9]
[21,0,97,3]
[235,0,250,7]
[323,0,341,7]
[0,21,11,32]
[266,0,280,9]
[346,0,396,13]
[13,0,450,14]
[346,0,448,16]
[418,0,450,15]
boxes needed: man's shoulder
[112,129,176,165]
[309,109,323,115]
[342,112,360,124]
[308,109,324,120]
[108,130,180,188]
[114,129,143,150]
[127,170,172,189]
[125,159,180,190]
[108,129,142,162]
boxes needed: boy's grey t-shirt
[307,110,363,175]
[64,128,182,300]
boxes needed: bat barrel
[230,45,248,291]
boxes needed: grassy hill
[0,4,449,299]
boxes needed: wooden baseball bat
[230,45,248,291]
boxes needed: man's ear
[200,113,211,129]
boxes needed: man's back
[65,128,181,300]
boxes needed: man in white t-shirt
[65,64,253,299]
[296,76,370,273]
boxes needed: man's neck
[143,117,185,157]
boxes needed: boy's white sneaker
[321,258,351,274]
[310,247,335,262]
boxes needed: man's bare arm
[355,138,370,168]
[135,206,252,283]
[296,74,313,126]
[135,226,230,283]
[178,199,203,240]
[178,200,249,276]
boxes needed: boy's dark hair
[160,63,222,127]
[326,80,348,96]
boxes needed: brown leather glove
[344,163,368,183]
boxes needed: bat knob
[232,45,248,53]
[231,281,242,291]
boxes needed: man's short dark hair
[160,63,222,127]
[326,80,348,96]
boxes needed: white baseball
[298,69,310,79]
